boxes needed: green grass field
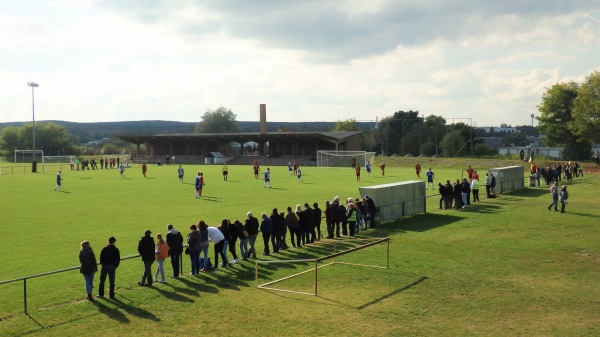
[1,159,599,336]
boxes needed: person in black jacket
[166,224,183,278]
[303,203,316,243]
[270,209,284,253]
[331,197,342,237]
[365,195,376,228]
[227,220,240,263]
[438,183,446,209]
[245,212,259,259]
[453,179,463,211]
[312,203,322,241]
[79,240,97,301]
[444,180,453,209]
[98,236,120,299]
[137,230,155,286]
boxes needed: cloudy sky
[1,0,598,127]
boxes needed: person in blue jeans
[79,240,97,301]
[187,224,202,275]
[137,230,155,286]
[98,236,120,298]
[548,182,559,211]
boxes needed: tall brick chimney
[259,104,267,134]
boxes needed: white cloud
[0,0,598,127]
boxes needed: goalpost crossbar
[255,237,389,296]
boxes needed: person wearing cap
[98,237,120,298]
[137,230,156,286]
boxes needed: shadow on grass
[90,299,129,323]
[149,284,195,302]
[108,295,161,322]
[504,187,548,198]
[355,276,428,310]
[368,213,465,234]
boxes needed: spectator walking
[559,185,569,213]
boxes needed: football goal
[317,150,376,168]
[14,150,44,163]
[255,237,389,296]
[43,155,75,164]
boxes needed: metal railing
[0,253,183,315]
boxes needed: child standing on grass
[154,234,168,283]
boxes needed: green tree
[440,130,465,157]
[333,118,359,131]
[473,143,497,157]
[0,126,22,155]
[537,81,591,160]
[571,71,600,144]
[195,106,239,133]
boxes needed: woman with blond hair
[79,240,98,301]
[154,233,168,283]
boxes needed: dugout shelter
[359,180,426,222]
[488,165,524,193]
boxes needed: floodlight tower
[28,82,39,161]
[530,114,534,127]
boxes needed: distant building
[477,126,519,134]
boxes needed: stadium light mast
[530,113,534,127]
[27,82,39,162]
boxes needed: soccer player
[119,163,125,179]
[195,172,205,198]
[379,162,386,176]
[222,164,228,181]
[366,161,371,176]
[178,165,184,183]
[54,170,63,191]
[288,161,293,175]
[356,164,361,181]
[141,162,147,178]
[264,168,271,188]
[415,162,421,178]
[253,161,260,179]
[426,168,434,189]
[297,167,302,183]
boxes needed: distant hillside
[0,120,376,144]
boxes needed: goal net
[14,150,44,163]
[317,150,376,168]
[43,156,75,164]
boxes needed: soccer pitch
[1,160,599,336]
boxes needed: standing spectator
[279,212,289,249]
[54,170,63,191]
[79,240,97,301]
[519,148,525,161]
[217,219,231,267]
[195,172,205,198]
[198,221,210,271]
[285,206,301,248]
[453,179,463,211]
[415,162,421,178]
[207,225,228,268]
[490,173,496,194]
[365,195,377,229]
[444,180,453,209]
[245,212,259,259]
[296,204,308,244]
[471,178,480,202]
[222,164,229,181]
[166,224,183,279]
[237,220,249,261]
[137,230,155,287]
[438,183,446,209]
[485,173,492,197]
[548,182,559,211]
[559,185,569,213]
[461,178,471,208]
[141,162,147,178]
[154,233,168,283]
[338,201,348,236]
[324,200,334,239]
[426,168,434,189]
[346,198,357,236]
[313,202,322,240]
[227,220,240,263]
[260,213,273,255]
[270,209,284,253]
[178,165,184,183]
[530,148,535,162]
[303,203,317,243]
[98,236,120,299]
[187,225,201,275]
[264,168,272,188]
[331,196,342,236]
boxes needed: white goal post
[14,150,44,163]
[43,155,76,164]
[317,150,375,168]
